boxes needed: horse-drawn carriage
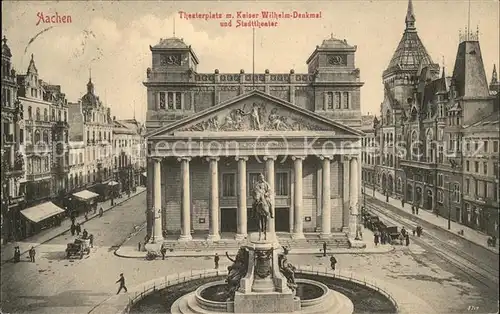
[386,226,404,245]
[66,238,91,259]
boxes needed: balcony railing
[26,172,52,181]
[25,143,52,154]
[53,121,69,129]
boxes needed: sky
[2,0,499,122]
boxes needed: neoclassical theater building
[144,35,364,243]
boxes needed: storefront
[72,190,100,214]
[20,202,65,237]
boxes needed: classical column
[320,156,332,238]
[178,157,192,241]
[235,156,248,240]
[152,157,163,243]
[264,156,276,236]
[207,157,220,241]
[292,156,305,239]
[349,156,360,239]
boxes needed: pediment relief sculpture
[181,102,331,132]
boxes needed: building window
[453,184,460,202]
[483,162,488,175]
[222,173,236,197]
[34,130,40,144]
[343,92,350,109]
[494,141,499,153]
[437,174,443,187]
[43,109,48,121]
[335,92,341,109]
[437,190,444,204]
[484,141,488,152]
[28,106,32,119]
[326,92,333,109]
[167,92,174,109]
[465,179,470,194]
[36,108,40,121]
[175,93,182,110]
[466,161,470,172]
[275,172,289,196]
[159,92,166,109]
[494,162,499,178]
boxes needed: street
[1,194,498,314]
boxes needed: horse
[253,199,271,241]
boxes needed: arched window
[64,111,67,122]
[28,106,32,119]
[34,129,41,143]
[75,173,79,187]
[386,109,391,125]
[36,108,40,121]
[58,110,62,121]
[51,109,56,121]
[43,108,48,121]
[99,131,102,141]
[42,130,49,143]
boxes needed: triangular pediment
[147,90,363,138]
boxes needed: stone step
[162,236,350,252]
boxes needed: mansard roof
[152,37,189,49]
[452,40,490,98]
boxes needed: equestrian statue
[251,173,274,241]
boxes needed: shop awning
[142,172,147,177]
[73,190,100,201]
[108,181,119,186]
[20,202,65,223]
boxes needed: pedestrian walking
[71,216,76,226]
[99,207,104,217]
[374,229,380,246]
[14,246,21,263]
[401,227,407,238]
[405,234,410,246]
[70,224,76,236]
[412,229,416,236]
[116,273,128,294]
[330,255,337,271]
[322,242,327,257]
[412,206,415,214]
[416,226,423,237]
[401,199,405,208]
[161,246,167,260]
[415,207,419,215]
[356,223,363,240]
[82,229,88,239]
[214,253,220,269]
[84,211,88,221]
[76,223,81,236]
[89,234,94,248]
[29,246,36,263]
[138,242,141,252]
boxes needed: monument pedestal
[234,233,301,313]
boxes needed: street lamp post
[448,181,452,230]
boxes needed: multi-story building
[462,114,499,236]
[112,118,145,192]
[144,35,364,244]
[360,114,379,193]
[17,54,70,205]
[1,36,25,242]
[368,0,499,235]
[68,140,86,192]
[68,77,114,192]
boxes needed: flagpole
[252,28,255,88]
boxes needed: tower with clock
[149,37,199,76]
[305,34,363,122]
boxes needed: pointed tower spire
[405,0,416,31]
[87,67,94,94]
[441,55,446,78]
[491,64,497,84]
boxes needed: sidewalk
[0,186,146,265]
[114,222,394,258]
[364,187,499,254]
